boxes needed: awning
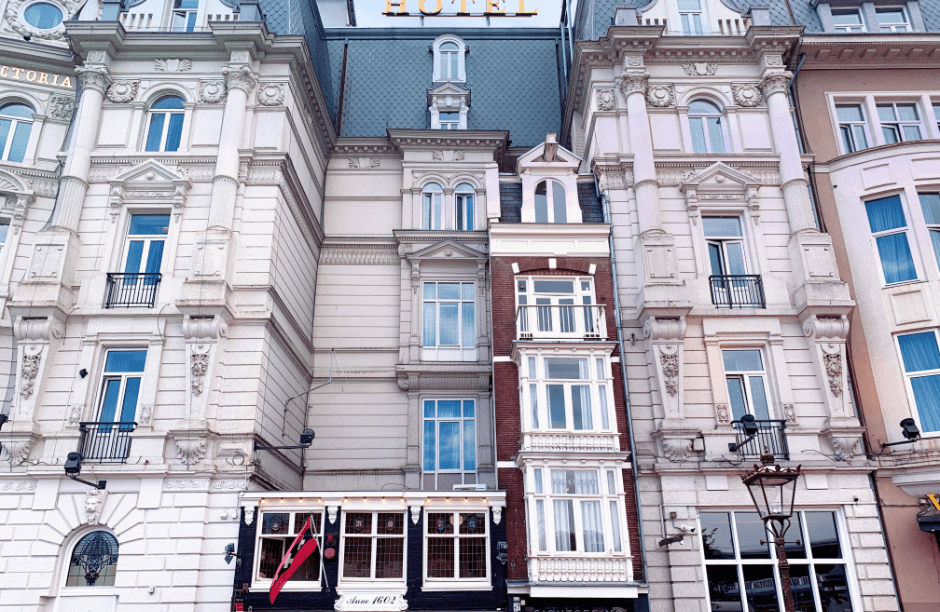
[917,504,940,532]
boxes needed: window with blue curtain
[898,332,940,433]
[688,100,726,154]
[145,96,185,152]
[865,195,917,284]
[919,193,940,271]
[98,349,147,425]
[422,399,476,490]
[0,102,34,163]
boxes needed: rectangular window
[97,349,147,423]
[423,399,476,490]
[529,467,625,555]
[516,276,599,339]
[122,213,169,278]
[836,105,869,153]
[919,193,940,270]
[172,0,199,31]
[704,216,747,276]
[722,349,770,421]
[934,103,940,134]
[422,282,475,361]
[897,331,940,433]
[702,511,855,612]
[456,190,474,231]
[865,195,917,284]
[877,103,923,144]
[342,512,405,582]
[0,218,9,255]
[876,6,910,32]
[256,511,323,587]
[425,511,488,582]
[524,354,613,433]
[678,0,703,35]
[439,112,460,130]
[831,7,865,32]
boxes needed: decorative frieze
[0,479,37,491]
[163,478,210,490]
[320,246,398,265]
[682,62,717,76]
[106,80,138,103]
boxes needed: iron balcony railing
[731,419,789,461]
[516,304,606,340]
[105,273,161,308]
[709,275,766,309]
[78,422,137,463]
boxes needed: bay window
[423,399,476,490]
[255,511,323,588]
[341,512,406,582]
[865,194,917,285]
[523,354,612,433]
[529,466,624,555]
[425,511,488,583]
[422,282,475,360]
[897,330,940,433]
[877,103,923,143]
[516,276,600,339]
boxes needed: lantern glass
[742,466,800,522]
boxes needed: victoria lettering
[0,66,72,88]
[383,0,537,15]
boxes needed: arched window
[0,102,34,163]
[455,183,475,231]
[534,179,567,224]
[687,99,726,154]
[145,95,185,152]
[66,531,119,587]
[433,36,466,82]
[422,183,444,230]
[439,42,459,79]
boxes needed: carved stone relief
[257,83,285,106]
[175,438,207,465]
[191,347,210,396]
[596,88,616,111]
[647,84,675,108]
[48,94,75,120]
[617,69,649,96]
[348,158,381,169]
[198,80,226,104]
[715,403,731,425]
[823,351,843,396]
[662,438,693,461]
[20,349,40,398]
[155,59,192,72]
[106,80,139,103]
[432,150,465,162]
[682,63,717,76]
[660,349,679,396]
[731,84,762,107]
[84,489,107,525]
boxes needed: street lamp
[741,449,801,612]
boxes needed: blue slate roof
[323,30,563,146]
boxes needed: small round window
[24,3,63,29]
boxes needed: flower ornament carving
[715,403,731,424]
[138,405,153,426]
[823,350,843,396]
[682,63,718,76]
[222,65,257,93]
[662,438,693,461]
[198,80,226,104]
[191,347,210,396]
[176,438,208,466]
[596,88,616,111]
[15,442,32,466]
[659,348,679,396]
[257,83,285,106]
[760,71,791,98]
[626,55,644,67]
[646,84,675,108]
[732,84,762,107]
[48,94,75,120]
[67,404,82,425]
[87,51,106,64]
[155,59,192,73]
[617,70,649,97]
[20,350,41,398]
[106,80,139,104]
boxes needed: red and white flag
[269,517,319,604]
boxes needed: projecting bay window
[255,511,323,589]
[865,194,918,285]
[422,282,476,361]
[529,467,625,555]
[424,511,488,585]
[516,277,603,340]
[423,399,476,490]
[919,193,940,270]
[523,355,613,434]
[897,330,940,434]
[341,512,406,582]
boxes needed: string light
[279,499,285,504]
[260,499,267,505]
[464,498,469,504]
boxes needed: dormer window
[428,84,470,130]
[678,0,704,35]
[876,6,910,31]
[439,112,460,130]
[172,0,199,31]
[432,35,467,83]
[832,7,865,32]
[534,180,567,224]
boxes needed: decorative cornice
[320,246,399,265]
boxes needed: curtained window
[522,353,613,433]
[919,193,940,272]
[865,195,917,284]
[897,331,940,432]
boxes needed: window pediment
[107,160,191,219]
[679,162,760,196]
[405,238,487,262]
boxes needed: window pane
[677,0,700,9]
[832,9,862,25]
[882,126,899,144]
[438,400,460,418]
[689,99,721,114]
[701,513,736,559]
[462,283,474,300]
[875,233,917,283]
[423,421,435,470]
[462,302,474,346]
[0,119,11,157]
[836,105,864,122]
[876,104,897,122]
[530,383,539,429]
[852,125,868,149]
[545,358,586,379]
[897,332,940,372]
[105,350,147,372]
[98,378,122,421]
[535,181,548,223]
[145,114,165,151]
[438,422,460,470]
[7,121,30,162]
[463,400,474,417]
[124,240,144,274]
[898,104,919,121]
[708,242,724,275]
[787,564,818,612]
[534,468,543,494]
[463,420,475,471]
[840,125,854,153]
[935,103,940,121]
[903,125,922,141]
[784,515,806,559]
[424,400,436,418]
[805,512,841,559]
[865,195,907,233]
[0,220,9,245]
[748,376,770,420]
[742,565,779,612]
[707,116,725,153]
[553,499,576,551]
[0,103,34,119]
[424,283,436,299]
[533,280,574,294]
[427,537,454,578]
[551,181,567,223]
[343,536,372,578]
[438,283,460,300]
[815,564,854,612]
[165,113,184,151]
[130,214,170,235]
[680,13,692,35]
[459,536,486,578]
[548,384,566,428]
[723,350,763,372]
[690,117,707,153]
[706,565,743,612]
[144,241,165,274]
[439,303,458,345]
[727,377,748,421]
[536,500,547,551]
[375,537,404,578]
[571,385,592,430]
[153,96,185,110]
[876,7,906,23]
[703,216,743,237]
[910,374,940,432]
[606,470,616,495]
[921,193,940,224]
[581,500,604,552]
[930,230,940,269]
[119,377,141,422]
[609,500,622,552]
[735,512,770,559]
[423,302,436,346]
[725,242,746,275]
[598,385,609,429]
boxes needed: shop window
[341,512,406,582]
[423,399,476,490]
[425,511,488,583]
[65,531,119,587]
[255,511,323,588]
[145,95,185,152]
[897,330,940,433]
[0,103,34,163]
[701,511,856,612]
[865,195,917,285]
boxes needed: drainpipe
[596,175,649,584]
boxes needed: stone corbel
[747,187,760,225]
[328,506,338,524]
[108,185,124,221]
[685,188,699,225]
[12,314,65,424]
[802,314,855,423]
[410,505,421,525]
[643,316,687,422]
[651,428,702,463]
[2,193,34,235]
[411,261,420,294]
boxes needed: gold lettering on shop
[383,0,537,15]
[0,66,73,88]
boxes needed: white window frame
[144,95,186,152]
[678,0,704,35]
[422,398,477,490]
[864,193,920,286]
[875,6,910,32]
[0,217,10,256]
[422,183,444,230]
[96,349,147,423]
[438,112,460,130]
[171,0,199,31]
[422,281,476,361]
[533,179,568,223]
[895,329,940,437]
[521,353,614,433]
[703,215,748,276]
[515,276,602,340]
[835,103,871,154]
[526,464,627,557]
[423,509,490,587]
[722,348,773,420]
[120,212,169,275]
[432,35,467,83]
[830,6,866,32]
[455,183,475,231]
[920,192,940,272]
[252,509,325,591]
[687,100,728,154]
[934,102,940,134]
[0,103,34,162]
[877,102,924,144]
[339,511,407,584]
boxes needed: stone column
[619,67,660,234]
[760,65,816,235]
[208,63,256,230]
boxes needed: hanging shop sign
[383,0,538,16]
[0,66,72,88]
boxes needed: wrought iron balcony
[78,422,137,464]
[731,419,789,461]
[105,273,161,308]
[516,304,606,340]
[709,275,766,309]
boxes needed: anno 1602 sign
[383,0,537,16]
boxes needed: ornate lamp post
[741,450,802,612]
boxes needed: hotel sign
[383,0,538,16]
[0,66,72,88]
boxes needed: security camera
[676,524,697,534]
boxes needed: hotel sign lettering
[0,66,72,88]
[383,0,538,16]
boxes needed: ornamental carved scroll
[191,347,210,396]
[660,349,679,396]
[823,350,843,397]
[20,349,41,398]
